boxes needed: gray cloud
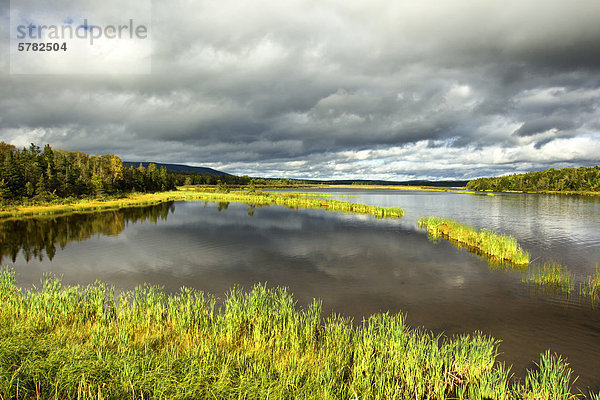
[1,0,599,180]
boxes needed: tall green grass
[524,262,572,294]
[522,262,600,301]
[184,190,405,219]
[0,269,580,399]
[418,217,530,266]
[581,266,600,301]
[0,189,404,221]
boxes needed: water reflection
[2,198,600,390]
[0,202,175,264]
[278,189,600,275]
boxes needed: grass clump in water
[581,266,600,301]
[418,216,530,266]
[185,190,405,219]
[525,262,572,294]
[0,268,580,399]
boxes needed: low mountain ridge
[124,162,230,176]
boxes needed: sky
[1,0,600,181]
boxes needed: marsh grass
[581,266,600,301]
[0,192,184,221]
[418,217,530,266]
[525,262,572,294]
[0,269,580,400]
[0,189,404,221]
[521,262,600,302]
[183,190,405,219]
[522,351,576,400]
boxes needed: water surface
[2,191,599,390]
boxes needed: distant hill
[304,179,469,187]
[123,162,230,176]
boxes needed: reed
[0,192,184,221]
[418,217,530,266]
[0,189,404,221]
[522,351,575,400]
[581,266,600,300]
[175,190,405,219]
[525,262,572,294]
[0,269,579,400]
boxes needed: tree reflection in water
[0,202,175,264]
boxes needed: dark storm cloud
[512,117,576,138]
[1,0,599,179]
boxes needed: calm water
[1,190,600,390]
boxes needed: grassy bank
[0,192,185,221]
[319,184,466,193]
[470,189,600,196]
[0,269,583,400]
[184,190,405,218]
[0,189,404,221]
[418,217,530,266]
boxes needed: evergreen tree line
[0,142,176,202]
[466,166,600,192]
[171,172,307,187]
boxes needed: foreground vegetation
[0,269,585,400]
[466,166,600,194]
[418,217,530,266]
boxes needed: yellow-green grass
[517,262,600,301]
[0,269,579,400]
[185,190,405,219]
[474,189,600,196]
[320,184,468,193]
[524,262,572,294]
[0,192,185,221]
[0,189,404,221]
[418,217,530,266]
[581,266,600,300]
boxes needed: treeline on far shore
[0,142,311,205]
[0,142,177,203]
[466,165,600,193]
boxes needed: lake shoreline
[3,185,598,221]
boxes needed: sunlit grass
[525,262,572,294]
[175,189,406,219]
[581,266,600,301]
[0,192,184,220]
[0,269,580,400]
[320,184,467,193]
[417,216,530,266]
[522,351,575,400]
[0,189,404,221]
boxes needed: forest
[0,142,176,202]
[0,142,312,204]
[466,165,600,192]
